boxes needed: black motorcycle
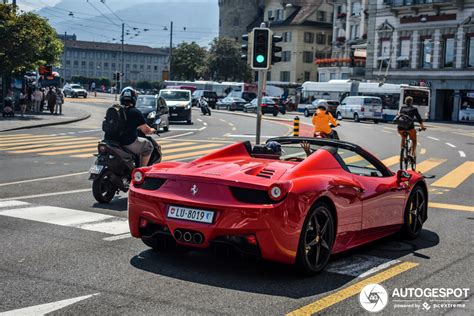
[89,123,162,203]
[200,98,211,116]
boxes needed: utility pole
[169,21,173,81]
[120,22,124,92]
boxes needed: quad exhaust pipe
[173,229,204,244]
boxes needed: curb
[0,113,91,132]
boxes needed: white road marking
[326,255,401,277]
[161,132,194,139]
[382,130,391,134]
[198,126,206,131]
[197,119,203,122]
[445,142,456,148]
[0,205,129,235]
[219,119,227,123]
[232,127,237,131]
[0,293,100,315]
[224,134,279,138]
[229,123,234,127]
[428,136,440,141]
[459,151,466,158]
[103,233,131,241]
[0,189,90,201]
[168,128,202,131]
[203,122,208,126]
[0,172,88,187]
[0,200,30,208]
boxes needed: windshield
[161,91,190,101]
[71,85,82,89]
[136,97,156,108]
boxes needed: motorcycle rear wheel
[92,172,116,203]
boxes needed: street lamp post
[169,21,173,81]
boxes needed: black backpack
[393,113,414,129]
[102,104,127,137]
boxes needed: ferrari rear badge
[191,184,198,196]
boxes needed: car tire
[163,125,169,132]
[401,186,427,239]
[273,109,278,116]
[354,113,360,122]
[374,119,379,124]
[84,95,87,98]
[304,109,310,117]
[296,202,335,275]
[72,93,77,98]
[187,119,192,125]
[243,108,247,113]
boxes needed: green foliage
[0,4,63,76]
[171,42,207,81]
[206,37,253,82]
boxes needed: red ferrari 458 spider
[128,137,428,275]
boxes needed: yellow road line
[0,136,82,145]
[70,153,96,158]
[416,158,446,174]
[431,161,474,188]
[1,138,102,150]
[0,134,31,138]
[162,143,222,154]
[420,148,426,155]
[381,155,400,168]
[163,148,221,161]
[286,262,418,316]
[343,155,364,164]
[9,142,100,154]
[0,134,70,142]
[430,202,474,212]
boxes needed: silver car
[63,84,88,98]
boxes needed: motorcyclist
[119,87,156,167]
[312,103,338,138]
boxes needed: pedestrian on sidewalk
[55,87,64,115]
[46,87,56,114]
[32,88,42,112]
[19,90,27,117]
[40,88,46,112]
[91,81,97,97]
[26,86,33,112]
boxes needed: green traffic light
[256,55,265,63]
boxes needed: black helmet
[120,86,137,106]
[265,141,283,155]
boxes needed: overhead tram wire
[85,0,121,27]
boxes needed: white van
[336,96,383,123]
[159,89,192,124]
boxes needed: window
[282,31,292,42]
[266,71,271,81]
[303,51,313,63]
[140,64,144,70]
[341,73,349,79]
[73,60,78,68]
[276,9,282,20]
[468,36,474,68]
[319,73,326,82]
[330,73,336,80]
[280,71,290,82]
[96,62,101,69]
[81,61,86,67]
[282,51,291,62]
[81,51,86,57]
[337,148,384,177]
[104,62,109,68]
[65,60,70,66]
[133,64,137,69]
[381,40,391,58]
[318,11,326,22]
[267,10,273,20]
[398,39,410,69]
[147,65,151,70]
[126,64,130,69]
[154,66,158,71]
[89,61,94,69]
[111,63,116,69]
[337,5,342,14]
[304,32,314,43]
[304,71,310,81]
[351,2,361,15]
[233,17,240,26]
[443,37,454,68]
[316,33,325,44]
[421,39,433,68]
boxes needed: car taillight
[268,182,291,202]
[360,107,365,112]
[132,167,152,186]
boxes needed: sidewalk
[0,102,90,132]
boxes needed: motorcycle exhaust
[174,229,182,241]
[193,233,203,244]
[183,231,192,242]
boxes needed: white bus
[298,80,430,121]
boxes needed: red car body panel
[128,140,426,265]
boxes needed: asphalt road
[0,97,472,315]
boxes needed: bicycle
[399,127,425,171]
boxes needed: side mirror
[397,170,412,182]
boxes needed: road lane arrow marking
[0,293,99,315]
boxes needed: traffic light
[116,72,121,81]
[113,72,117,81]
[271,34,283,65]
[252,28,271,70]
[241,33,250,62]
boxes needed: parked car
[192,90,218,108]
[159,89,192,124]
[227,91,257,102]
[136,95,170,132]
[217,96,247,111]
[336,96,383,123]
[243,97,279,116]
[304,99,340,117]
[63,84,88,98]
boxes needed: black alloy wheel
[296,203,335,275]
[92,171,116,203]
[402,186,426,239]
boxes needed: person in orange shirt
[312,103,338,138]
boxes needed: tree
[171,42,207,81]
[206,37,253,82]
[0,4,63,97]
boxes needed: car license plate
[171,113,178,116]
[167,205,214,224]
[89,165,104,175]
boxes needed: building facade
[318,0,368,81]
[58,39,168,84]
[263,0,333,83]
[218,0,263,40]
[366,0,474,122]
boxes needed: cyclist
[312,103,338,138]
[396,96,426,159]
